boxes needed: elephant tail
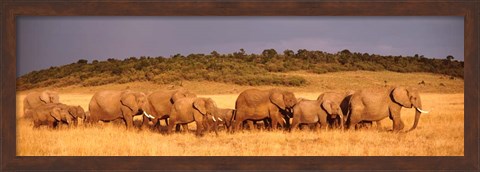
[345,100,353,127]
[231,109,237,122]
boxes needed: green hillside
[16,49,463,90]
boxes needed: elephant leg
[270,118,277,130]
[151,119,161,132]
[73,119,78,127]
[290,119,300,132]
[232,111,246,132]
[347,110,362,130]
[33,120,40,128]
[48,121,55,128]
[310,123,319,132]
[175,124,186,132]
[390,108,404,131]
[123,115,134,130]
[271,111,285,130]
[195,121,205,137]
[247,120,256,130]
[265,118,272,130]
[319,114,328,131]
[375,121,382,130]
[181,124,189,133]
[141,115,150,129]
[166,118,176,134]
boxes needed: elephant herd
[23,86,429,136]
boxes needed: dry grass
[16,71,464,156]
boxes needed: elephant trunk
[408,103,423,132]
[338,110,345,131]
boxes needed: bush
[17,49,463,90]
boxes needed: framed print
[1,0,478,171]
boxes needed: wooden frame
[1,0,478,171]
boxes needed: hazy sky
[17,16,463,76]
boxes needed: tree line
[16,49,463,90]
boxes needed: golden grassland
[16,71,464,156]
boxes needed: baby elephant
[168,97,219,136]
[32,103,86,128]
[202,108,235,132]
[291,99,344,131]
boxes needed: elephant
[142,89,197,131]
[291,98,344,131]
[31,103,75,128]
[23,90,60,119]
[232,88,297,132]
[316,90,354,129]
[347,86,429,132]
[167,97,219,136]
[87,90,151,129]
[49,103,86,126]
[213,108,235,131]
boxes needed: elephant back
[236,89,271,108]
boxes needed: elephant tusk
[416,107,430,114]
[211,116,216,122]
[143,111,155,119]
[217,117,223,122]
[282,118,286,124]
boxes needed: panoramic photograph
[16,16,464,156]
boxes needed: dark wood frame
[1,0,478,171]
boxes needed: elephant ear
[77,106,86,119]
[321,100,333,115]
[392,87,411,107]
[39,92,50,103]
[48,91,60,103]
[317,93,325,101]
[270,92,286,110]
[66,106,77,118]
[121,93,138,112]
[50,107,63,121]
[193,99,207,115]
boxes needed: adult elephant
[167,97,219,136]
[32,103,76,128]
[232,88,297,132]
[23,90,60,119]
[142,89,197,130]
[88,90,151,129]
[347,86,429,132]
[291,99,344,131]
[317,90,354,129]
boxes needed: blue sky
[17,16,464,76]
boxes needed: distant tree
[340,49,352,55]
[262,49,277,58]
[239,48,246,55]
[92,60,99,64]
[210,51,220,57]
[77,59,88,64]
[172,54,183,58]
[233,49,246,58]
[446,55,455,61]
[283,49,294,57]
[296,49,308,59]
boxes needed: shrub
[17,49,463,90]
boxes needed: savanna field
[16,71,464,156]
